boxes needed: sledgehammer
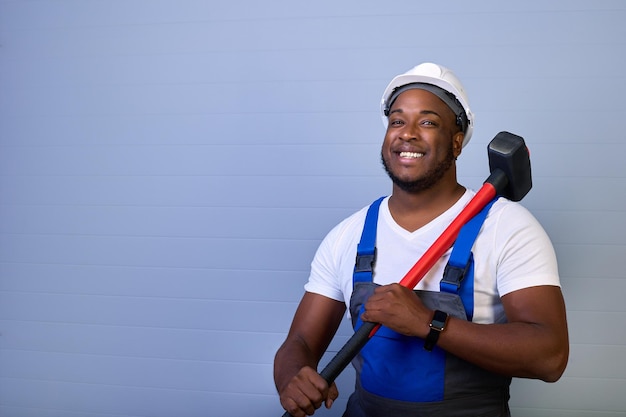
[280,131,532,417]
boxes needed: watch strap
[424,310,448,351]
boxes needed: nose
[399,122,419,142]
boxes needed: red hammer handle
[367,180,497,338]
[399,181,497,289]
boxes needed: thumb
[325,382,339,409]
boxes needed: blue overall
[344,197,512,417]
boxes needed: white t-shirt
[304,190,560,324]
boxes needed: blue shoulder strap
[353,196,385,283]
[353,195,498,322]
[440,197,498,321]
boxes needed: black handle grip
[280,321,378,417]
[319,321,377,383]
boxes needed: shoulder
[481,197,560,295]
[305,197,388,301]
[486,197,551,243]
[489,196,536,220]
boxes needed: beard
[381,143,456,193]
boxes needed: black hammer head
[487,131,532,201]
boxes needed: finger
[281,373,327,417]
[296,377,327,414]
[281,396,307,417]
[283,390,318,417]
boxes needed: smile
[399,151,424,159]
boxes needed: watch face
[431,311,448,330]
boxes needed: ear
[453,132,464,158]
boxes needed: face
[381,88,464,193]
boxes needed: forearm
[362,284,569,382]
[274,334,341,416]
[274,292,346,394]
[437,318,568,382]
[273,336,319,392]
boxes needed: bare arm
[274,291,346,417]
[361,284,569,382]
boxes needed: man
[274,62,569,417]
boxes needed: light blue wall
[0,1,625,416]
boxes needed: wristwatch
[424,310,449,351]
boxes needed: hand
[360,283,432,338]
[279,366,338,417]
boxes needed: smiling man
[382,85,462,196]
[274,63,569,417]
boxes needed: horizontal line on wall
[0,289,303,304]
[0,260,309,271]
[0,318,295,336]
[0,346,275,368]
[0,375,279,398]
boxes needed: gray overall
[343,285,511,417]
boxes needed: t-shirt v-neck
[378,190,473,241]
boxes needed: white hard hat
[380,62,474,147]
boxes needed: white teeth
[399,151,424,158]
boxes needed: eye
[420,119,437,127]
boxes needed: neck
[388,181,466,232]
